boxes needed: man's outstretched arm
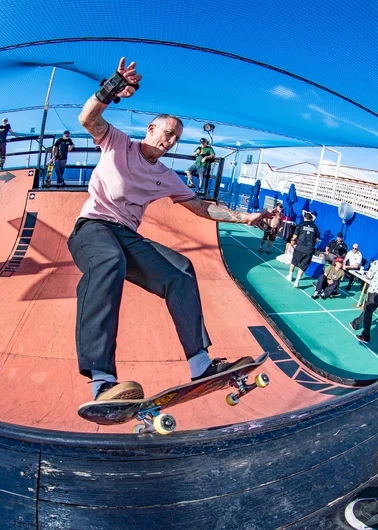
[79,58,142,143]
[179,196,274,227]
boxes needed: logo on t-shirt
[156,181,161,186]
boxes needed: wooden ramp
[0,169,35,265]
[0,188,348,434]
[0,186,377,529]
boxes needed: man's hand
[201,157,208,163]
[180,198,276,226]
[116,57,142,98]
[245,209,275,229]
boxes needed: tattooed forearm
[79,95,109,143]
[183,198,248,223]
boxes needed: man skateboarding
[69,57,274,404]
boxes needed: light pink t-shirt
[79,125,196,231]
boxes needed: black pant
[315,274,340,297]
[352,292,378,340]
[0,142,6,165]
[54,159,67,183]
[68,218,211,378]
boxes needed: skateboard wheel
[153,414,176,435]
[226,393,240,406]
[255,373,269,388]
[132,424,145,434]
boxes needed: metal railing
[239,163,378,218]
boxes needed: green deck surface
[219,223,378,381]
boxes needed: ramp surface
[0,186,377,529]
[0,188,353,434]
[0,169,35,265]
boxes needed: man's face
[63,132,70,139]
[2,120,8,126]
[148,118,183,157]
[352,245,359,252]
[335,261,343,269]
[337,236,342,241]
[200,139,208,148]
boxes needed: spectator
[312,257,345,299]
[185,138,215,191]
[343,243,362,290]
[349,260,378,343]
[0,118,17,170]
[259,202,284,254]
[285,211,320,288]
[276,237,297,264]
[322,232,347,263]
[52,130,75,186]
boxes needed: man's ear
[147,123,156,135]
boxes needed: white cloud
[309,104,378,136]
[269,85,298,99]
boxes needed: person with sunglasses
[343,243,362,290]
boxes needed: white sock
[188,350,212,378]
[91,370,117,399]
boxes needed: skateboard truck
[132,406,177,435]
[226,372,270,406]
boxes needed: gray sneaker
[191,356,253,382]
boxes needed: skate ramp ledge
[1,380,377,529]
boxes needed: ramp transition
[0,185,377,528]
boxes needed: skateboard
[45,158,55,188]
[78,352,269,434]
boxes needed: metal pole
[36,67,56,171]
[312,146,325,202]
[256,149,264,179]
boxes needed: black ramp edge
[0,382,377,529]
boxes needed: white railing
[238,163,378,218]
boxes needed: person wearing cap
[52,130,75,186]
[0,118,17,170]
[286,211,320,288]
[343,243,363,290]
[185,137,215,192]
[323,231,347,264]
[312,257,345,299]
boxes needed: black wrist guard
[95,70,139,105]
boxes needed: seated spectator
[276,238,297,264]
[343,243,363,290]
[312,257,345,299]
[322,232,347,263]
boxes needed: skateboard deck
[78,352,269,433]
[45,159,54,188]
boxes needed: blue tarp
[247,180,261,212]
[285,183,298,219]
[0,0,377,148]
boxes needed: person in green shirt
[185,137,215,191]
